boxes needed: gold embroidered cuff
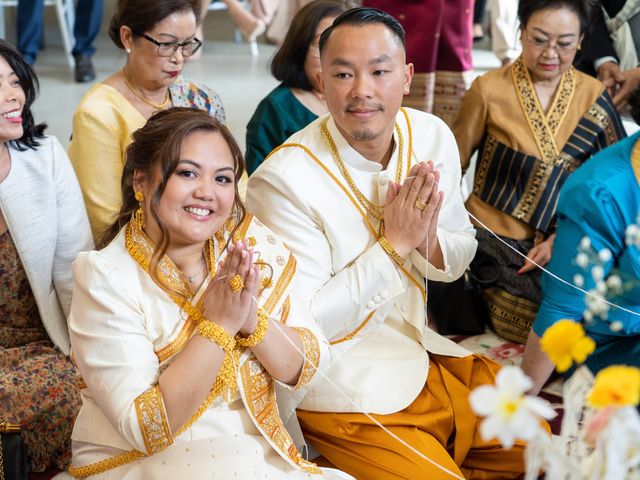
[197,320,236,352]
[134,385,173,455]
[291,327,321,388]
[236,309,269,348]
[378,235,405,267]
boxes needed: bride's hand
[238,261,260,337]
[203,241,258,335]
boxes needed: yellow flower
[540,320,596,373]
[587,366,640,409]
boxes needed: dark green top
[245,84,318,175]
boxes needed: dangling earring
[133,191,145,228]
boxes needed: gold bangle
[378,235,405,267]
[197,320,236,352]
[236,309,269,348]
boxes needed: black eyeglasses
[142,34,202,57]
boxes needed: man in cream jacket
[247,8,528,480]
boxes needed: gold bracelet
[378,235,405,267]
[197,320,236,352]
[236,310,269,348]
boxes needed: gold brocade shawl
[69,214,321,478]
[453,58,626,238]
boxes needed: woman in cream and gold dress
[67,108,350,479]
[452,0,626,343]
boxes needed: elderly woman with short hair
[68,0,226,244]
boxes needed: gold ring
[229,274,244,293]
[415,198,427,211]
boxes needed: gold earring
[133,191,145,227]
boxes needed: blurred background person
[245,0,347,175]
[362,0,474,126]
[17,0,104,82]
[576,0,640,110]
[489,0,521,66]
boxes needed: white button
[378,176,388,186]
[373,294,382,303]
[366,300,376,309]
[400,305,407,313]
[380,290,389,299]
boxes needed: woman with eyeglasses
[68,0,225,245]
[244,0,347,175]
[449,0,626,344]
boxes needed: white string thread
[249,294,466,480]
[465,210,640,318]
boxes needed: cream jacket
[247,108,473,414]
[68,216,329,475]
[0,136,93,354]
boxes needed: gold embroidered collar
[512,57,576,162]
[125,219,216,301]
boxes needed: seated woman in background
[245,0,347,175]
[68,108,350,479]
[68,0,225,243]
[452,0,626,344]
[523,87,640,394]
[0,40,93,472]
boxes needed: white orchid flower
[469,367,556,449]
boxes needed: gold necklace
[120,70,171,111]
[320,118,404,222]
[185,253,207,284]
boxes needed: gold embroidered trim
[265,143,379,236]
[134,385,173,454]
[472,134,499,196]
[155,318,197,363]
[291,327,320,387]
[632,138,640,186]
[263,254,296,315]
[330,311,376,345]
[68,450,146,478]
[511,59,575,224]
[545,69,575,137]
[76,376,87,390]
[512,58,575,161]
[280,296,291,325]
[239,358,321,474]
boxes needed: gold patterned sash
[512,57,576,161]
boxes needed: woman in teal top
[245,0,347,175]
[522,90,640,394]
